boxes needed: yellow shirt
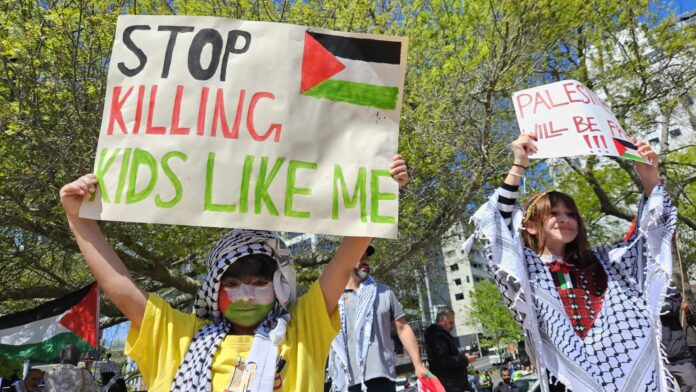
[125,280,339,392]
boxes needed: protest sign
[79,15,408,238]
[512,79,647,162]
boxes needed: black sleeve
[428,335,469,369]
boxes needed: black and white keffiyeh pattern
[171,229,296,392]
[328,276,377,392]
[471,185,677,392]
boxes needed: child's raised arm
[60,174,147,327]
[318,154,408,314]
[632,139,661,197]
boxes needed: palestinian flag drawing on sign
[300,31,403,110]
[0,283,98,362]
[613,138,648,163]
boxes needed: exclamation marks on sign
[583,134,610,154]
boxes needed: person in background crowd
[424,307,476,392]
[493,368,519,392]
[661,285,696,391]
[44,344,98,392]
[468,368,479,392]
[10,369,43,392]
[99,353,120,388]
[478,370,493,392]
[328,245,428,392]
[685,300,696,368]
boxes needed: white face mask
[222,283,275,305]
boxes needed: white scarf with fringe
[328,276,377,392]
[468,185,677,392]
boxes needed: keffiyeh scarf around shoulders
[171,229,296,392]
[328,276,377,392]
[470,185,677,392]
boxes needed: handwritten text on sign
[79,15,409,238]
[512,80,646,162]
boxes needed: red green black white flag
[613,138,645,162]
[300,31,403,110]
[0,283,99,362]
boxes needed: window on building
[455,293,464,301]
[454,278,462,285]
[466,276,470,283]
[687,96,694,106]
[450,264,459,272]
[669,128,682,137]
[649,137,660,145]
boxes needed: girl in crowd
[59,155,407,392]
[472,134,676,391]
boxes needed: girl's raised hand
[632,139,661,195]
[511,133,538,167]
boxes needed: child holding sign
[59,155,407,392]
[471,134,676,391]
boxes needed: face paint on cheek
[223,301,276,327]
[218,284,276,327]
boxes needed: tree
[1,0,694,328]
[467,280,522,354]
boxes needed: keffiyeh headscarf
[328,276,377,391]
[171,229,296,392]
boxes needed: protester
[492,368,519,392]
[327,245,428,392]
[60,156,407,392]
[471,133,677,391]
[424,307,475,392]
[43,344,98,392]
[661,285,696,391]
[10,369,43,392]
[478,370,492,392]
[685,302,696,368]
[99,352,121,383]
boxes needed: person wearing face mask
[492,368,519,392]
[59,155,409,392]
[471,133,677,391]
[327,245,429,392]
[424,307,476,392]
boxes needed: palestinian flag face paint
[613,138,648,163]
[300,31,403,110]
[0,283,98,362]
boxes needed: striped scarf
[328,276,377,392]
[171,229,295,392]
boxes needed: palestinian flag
[613,138,647,163]
[300,31,404,110]
[0,283,98,362]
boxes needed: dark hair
[222,254,277,280]
[500,367,510,376]
[59,344,81,366]
[436,306,455,322]
[522,191,597,270]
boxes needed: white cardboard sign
[79,15,408,239]
[512,79,646,162]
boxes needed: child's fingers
[61,183,86,196]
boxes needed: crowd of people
[2,125,694,392]
[0,345,126,392]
